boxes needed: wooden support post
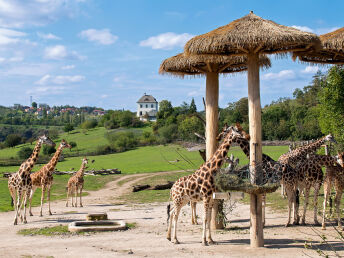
[205,72,223,230]
[247,52,264,247]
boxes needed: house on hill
[136,93,158,121]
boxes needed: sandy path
[0,171,343,258]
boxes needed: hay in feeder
[215,163,281,195]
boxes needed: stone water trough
[68,213,127,233]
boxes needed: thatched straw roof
[292,27,344,65]
[159,53,271,78]
[184,11,320,56]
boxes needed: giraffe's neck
[234,137,274,163]
[205,135,236,176]
[42,144,64,174]
[293,136,326,156]
[18,141,42,176]
[308,154,338,167]
[76,163,87,177]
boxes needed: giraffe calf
[66,157,88,207]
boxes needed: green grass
[17,225,73,236]
[0,126,152,160]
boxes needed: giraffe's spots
[216,160,222,167]
[191,183,196,190]
[197,178,203,184]
[203,182,210,189]
[209,177,214,184]
[201,172,205,177]
[202,167,207,172]
[225,145,230,150]
[206,163,211,168]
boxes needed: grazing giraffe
[29,139,72,216]
[234,124,299,226]
[7,135,55,225]
[167,125,242,245]
[306,153,344,229]
[66,157,88,207]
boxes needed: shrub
[95,145,113,155]
[81,119,98,129]
[64,124,74,133]
[158,124,178,143]
[5,134,22,147]
[69,141,77,150]
[18,147,33,159]
[43,145,56,155]
[107,131,138,152]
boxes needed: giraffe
[306,153,344,229]
[278,134,336,166]
[29,139,72,216]
[233,124,299,227]
[7,135,55,225]
[167,125,242,245]
[66,157,89,207]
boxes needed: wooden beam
[247,52,264,247]
[191,65,208,73]
[206,62,213,72]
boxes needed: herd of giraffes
[167,124,344,246]
[6,125,344,246]
[7,136,88,225]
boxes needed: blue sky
[0,0,342,111]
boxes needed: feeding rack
[215,162,282,195]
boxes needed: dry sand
[0,172,343,258]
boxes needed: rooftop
[137,93,157,103]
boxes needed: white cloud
[292,25,340,35]
[291,25,313,33]
[35,74,85,85]
[44,45,85,60]
[0,28,26,45]
[27,86,66,95]
[37,32,61,40]
[139,32,194,50]
[2,63,53,76]
[79,29,118,45]
[0,0,86,28]
[301,66,319,74]
[101,94,108,98]
[61,64,75,70]
[263,70,295,80]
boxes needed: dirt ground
[1,172,343,258]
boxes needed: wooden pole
[247,52,264,247]
[205,72,223,230]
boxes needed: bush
[106,131,138,152]
[43,145,56,155]
[18,147,33,159]
[158,124,178,143]
[69,141,77,150]
[95,144,113,155]
[5,134,22,147]
[81,119,98,129]
[64,124,74,133]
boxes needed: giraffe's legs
[40,185,45,217]
[79,186,83,207]
[74,187,78,207]
[22,190,29,224]
[313,184,321,226]
[66,187,70,207]
[285,186,296,226]
[71,188,74,207]
[301,187,310,225]
[172,206,182,244]
[335,188,343,229]
[29,186,37,216]
[191,202,197,225]
[202,198,214,246]
[322,179,331,230]
[47,185,52,215]
[14,189,22,225]
[206,198,215,245]
[166,205,175,241]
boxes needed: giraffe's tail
[10,197,13,207]
[167,203,171,224]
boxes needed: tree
[18,147,33,159]
[318,66,344,145]
[81,119,98,129]
[64,123,74,133]
[69,141,77,151]
[5,134,22,147]
[31,102,37,108]
[189,98,197,114]
[43,145,56,155]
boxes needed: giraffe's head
[216,123,229,141]
[82,157,89,166]
[60,139,72,149]
[336,151,344,167]
[38,135,55,147]
[222,125,242,140]
[235,122,250,140]
[325,134,337,144]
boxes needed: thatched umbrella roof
[292,27,344,65]
[159,53,271,78]
[184,11,320,56]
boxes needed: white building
[136,93,158,121]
